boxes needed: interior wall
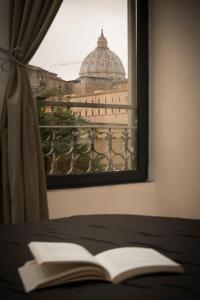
[149,0,200,218]
[48,183,156,219]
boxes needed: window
[31,0,148,188]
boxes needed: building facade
[28,64,68,97]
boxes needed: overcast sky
[30,0,128,81]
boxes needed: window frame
[46,0,148,189]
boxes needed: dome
[79,30,125,81]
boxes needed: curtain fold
[0,0,63,224]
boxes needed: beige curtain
[0,0,63,224]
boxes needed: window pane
[29,0,137,177]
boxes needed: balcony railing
[40,126,136,175]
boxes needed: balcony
[40,126,136,175]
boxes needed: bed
[0,214,200,299]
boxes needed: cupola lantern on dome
[79,30,125,81]
[97,29,108,48]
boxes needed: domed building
[66,30,127,96]
[79,30,125,81]
[65,30,128,125]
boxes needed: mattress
[0,214,200,299]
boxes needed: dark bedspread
[0,214,200,300]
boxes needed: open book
[18,242,184,292]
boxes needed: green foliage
[36,87,62,99]
[38,106,105,175]
[37,106,87,126]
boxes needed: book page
[95,247,184,284]
[18,260,106,292]
[29,242,97,265]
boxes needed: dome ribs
[79,31,125,80]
